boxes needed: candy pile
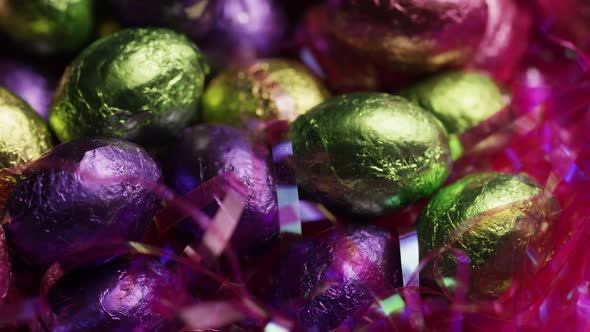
[0,1,589,331]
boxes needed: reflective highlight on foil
[49,28,209,143]
[291,93,451,215]
[202,59,329,125]
[416,172,556,297]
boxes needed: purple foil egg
[0,57,54,119]
[3,138,162,269]
[271,225,403,331]
[170,125,278,251]
[43,257,185,332]
[111,0,286,68]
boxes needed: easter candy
[0,86,52,208]
[0,86,52,170]
[0,57,55,119]
[416,172,556,297]
[111,0,286,69]
[170,125,278,251]
[202,59,329,126]
[3,138,161,269]
[0,0,93,54]
[402,70,505,159]
[43,257,185,332]
[325,0,488,72]
[271,226,403,331]
[49,28,209,143]
[291,93,452,216]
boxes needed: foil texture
[416,172,555,297]
[0,86,52,210]
[110,0,286,69]
[49,28,209,143]
[325,0,488,72]
[291,93,452,216]
[271,225,403,331]
[170,124,278,251]
[0,0,93,54]
[402,70,504,159]
[402,70,504,135]
[3,138,162,269]
[202,58,329,125]
[43,257,185,332]
[0,86,52,170]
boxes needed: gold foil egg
[0,86,52,208]
[202,58,329,125]
[416,172,557,298]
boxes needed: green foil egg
[202,59,329,125]
[291,92,452,216]
[0,0,93,54]
[416,172,555,298]
[402,71,504,159]
[0,86,53,207]
[49,28,209,143]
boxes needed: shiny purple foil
[0,57,53,120]
[111,0,286,68]
[43,257,185,332]
[170,125,278,252]
[3,138,162,269]
[271,226,403,331]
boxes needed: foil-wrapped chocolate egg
[291,93,452,216]
[272,226,403,331]
[111,0,286,69]
[202,59,329,125]
[170,125,278,251]
[0,57,54,119]
[3,138,162,269]
[49,28,209,143]
[0,86,52,170]
[402,71,505,159]
[325,0,488,72]
[43,257,185,332]
[0,86,53,209]
[0,0,93,54]
[416,172,556,297]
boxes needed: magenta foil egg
[271,226,403,331]
[471,0,532,83]
[170,125,278,251]
[111,0,286,68]
[325,0,488,72]
[0,57,54,119]
[43,257,185,332]
[3,138,162,269]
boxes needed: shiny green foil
[402,71,504,135]
[291,93,451,216]
[0,86,52,208]
[202,59,329,125]
[402,71,503,159]
[49,28,209,143]
[416,172,554,297]
[0,0,93,54]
